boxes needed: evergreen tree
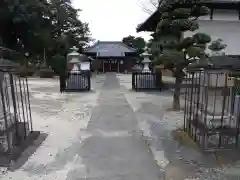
[208,39,227,56]
[122,35,146,54]
[154,0,211,110]
[0,0,91,73]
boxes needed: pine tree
[154,0,212,110]
[208,39,227,56]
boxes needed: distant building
[0,46,19,71]
[85,41,139,73]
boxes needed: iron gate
[183,68,240,151]
[60,70,91,92]
[132,72,162,91]
[0,69,38,165]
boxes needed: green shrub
[49,54,66,76]
[229,72,240,78]
[17,66,35,77]
[228,74,240,95]
[38,68,55,78]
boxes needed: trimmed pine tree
[154,0,212,110]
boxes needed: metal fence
[183,68,240,151]
[132,72,162,91]
[0,69,34,157]
[60,70,91,92]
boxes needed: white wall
[213,9,239,21]
[184,20,240,55]
[198,9,239,21]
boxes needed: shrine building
[85,41,139,73]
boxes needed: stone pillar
[0,71,3,122]
[0,72,13,153]
[142,61,150,72]
[234,95,240,120]
[142,59,151,72]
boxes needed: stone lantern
[67,46,89,72]
[65,46,90,90]
[141,52,151,72]
[67,46,81,72]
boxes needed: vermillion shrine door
[103,60,118,72]
[103,60,110,72]
[110,60,118,72]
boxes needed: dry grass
[172,128,200,152]
[213,152,228,167]
[172,128,226,167]
[163,102,185,112]
[172,128,240,167]
[212,150,240,167]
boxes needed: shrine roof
[0,59,19,68]
[85,41,137,57]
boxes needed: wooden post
[118,60,120,73]
[103,60,104,73]
[110,60,112,72]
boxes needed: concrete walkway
[66,73,163,180]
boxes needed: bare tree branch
[137,0,161,14]
[149,0,159,8]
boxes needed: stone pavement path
[66,73,163,180]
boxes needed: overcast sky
[72,0,154,42]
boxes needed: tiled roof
[209,55,240,68]
[85,41,137,57]
[0,59,19,67]
[188,56,240,69]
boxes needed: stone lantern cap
[67,46,89,63]
[68,58,81,63]
[68,46,80,56]
[141,51,151,63]
[140,52,151,57]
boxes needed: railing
[0,70,33,155]
[132,72,162,91]
[183,69,240,151]
[60,71,91,92]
